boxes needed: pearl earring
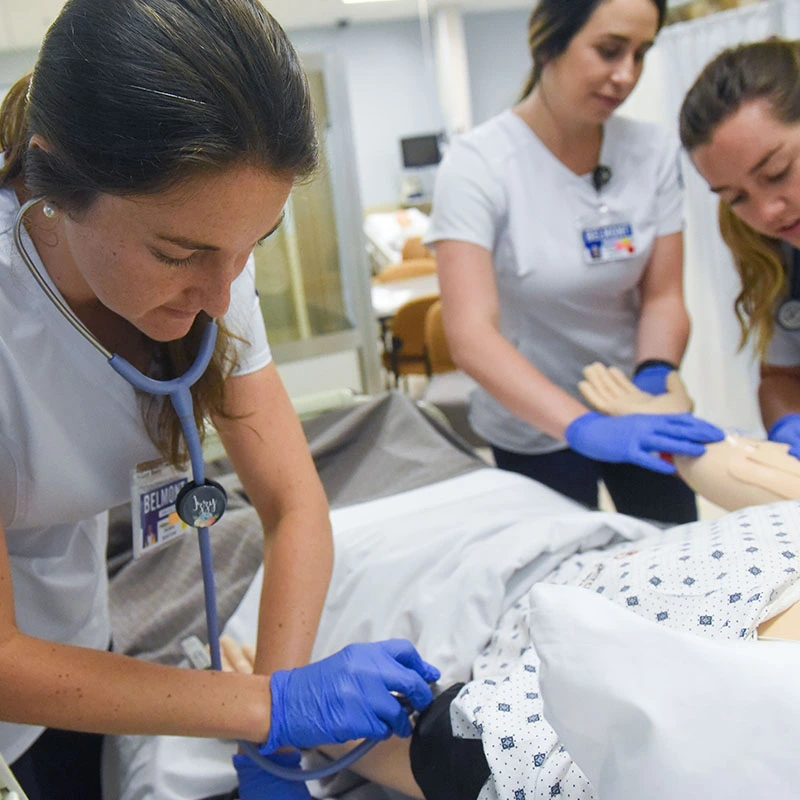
[42,202,56,219]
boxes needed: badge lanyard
[777,248,800,331]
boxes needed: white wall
[290,20,445,210]
[289,9,531,209]
[0,47,37,97]
[463,8,530,125]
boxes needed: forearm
[0,631,271,742]
[759,373,800,429]
[319,738,422,798]
[635,294,690,365]
[253,504,333,675]
[451,324,587,440]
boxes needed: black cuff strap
[634,358,678,376]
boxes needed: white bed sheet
[104,468,659,800]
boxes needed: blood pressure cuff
[410,682,490,800]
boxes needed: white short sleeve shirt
[0,186,271,761]
[426,111,684,453]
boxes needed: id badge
[131,459,192,558]
[0,750,30,800]
[579,206,637,265]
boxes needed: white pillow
[529,584,800,800]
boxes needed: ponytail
[0,74,32,186]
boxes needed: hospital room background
[2,0,798,442]
[4,1,800,799]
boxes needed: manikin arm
[673,436,800,510]
[579,363,693,415]
[578,363,800,510]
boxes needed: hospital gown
[435,501,800,800]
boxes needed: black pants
[492,445,697,524]
[10,726,104,800]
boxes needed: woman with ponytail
[0,2,438,798]
[425,0,723,524]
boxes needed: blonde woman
[680,39,800,459]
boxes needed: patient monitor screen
[401,134,442,168]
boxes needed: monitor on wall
[400,134,442,169]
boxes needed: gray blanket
[109,391,483,664]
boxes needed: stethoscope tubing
[13,196,384,782]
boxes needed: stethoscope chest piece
[176,479,227,528]
[779,248,800,331]
[778,298,800,331]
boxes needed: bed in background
[102,391,660,800]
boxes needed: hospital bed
[362,209,430,274]
[101,390,658,799]
[101,391,800,800]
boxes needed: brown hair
[680,40,800,357]
[0,0,318,466]
[520,0,668,100]
[718,202,786,359]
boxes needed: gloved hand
[263,639,440,754]
[565,411,725,474]
[768,413,800,459]
[632,361,676,396]
[233,750,310,800]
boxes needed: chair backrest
[374,258,437,283]
[424,300,457,374]
[401,236,433,261]
[387,294,440,376]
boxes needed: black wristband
[634,358,678,376]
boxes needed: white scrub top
[0,186,271,762]
[426,110,684,454]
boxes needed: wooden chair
[422,300,486,447]
[373,258,437,283]
[401,236,433,261]
[382,294,440,387]
[424,300,457,374]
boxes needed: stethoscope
[13,196,381,783]
[777,246,800,331]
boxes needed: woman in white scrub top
[427,0,723,524]
[680,39,800,463]
[0,2,438,799]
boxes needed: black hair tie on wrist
[634,358,678,376]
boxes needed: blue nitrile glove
[632,362,675,396]
[565,411,725,474]
[768,413,800,459]
[263,639,441,754]
[233,750,310,800]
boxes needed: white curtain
[778,0,800,38]
[641,2,786,434]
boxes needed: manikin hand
[578,362,693,415]
[219,636,255,674]
[673,435,800,511]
